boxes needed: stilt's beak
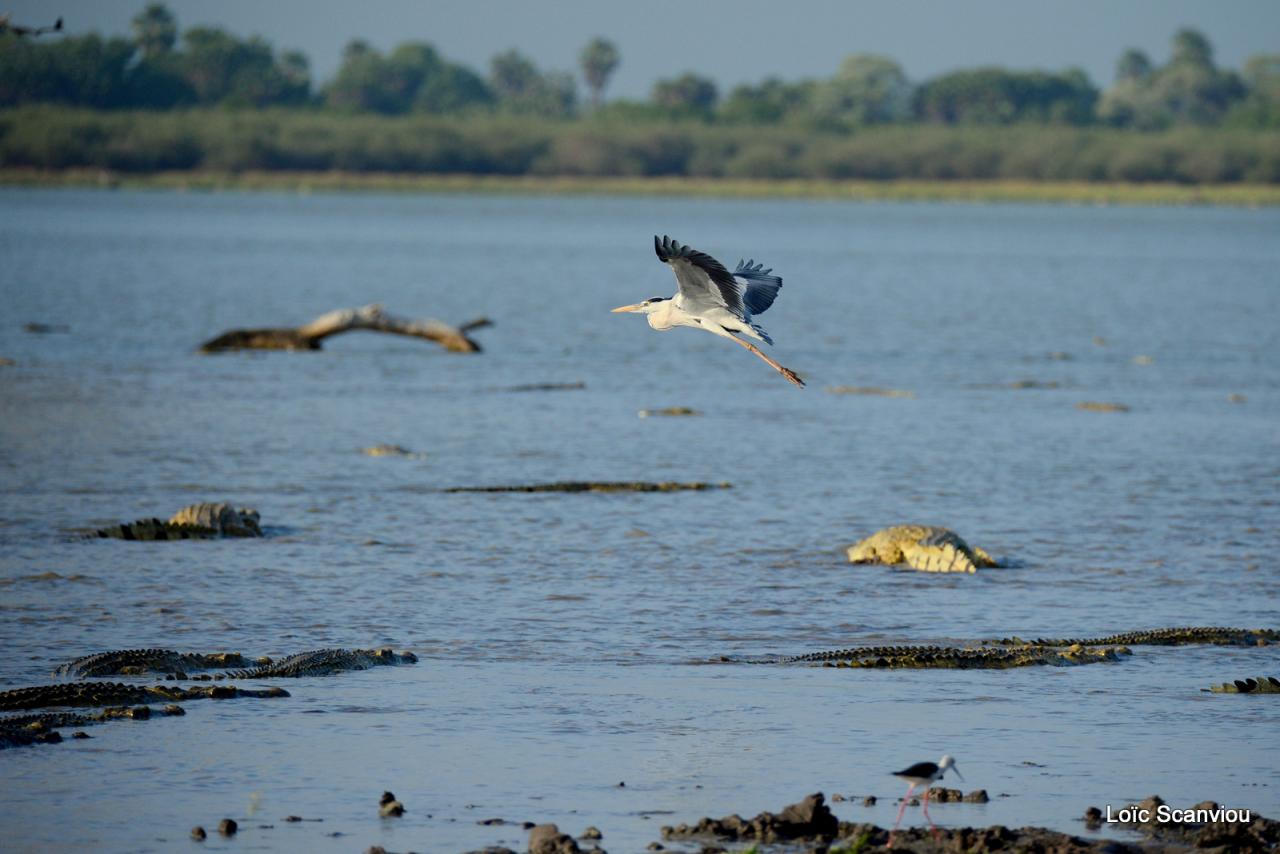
[611,303,644,313]
[952,766,964,782]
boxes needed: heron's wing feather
[733,259,783,316]
[655,235,744,318]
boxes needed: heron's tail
[749,323,774,346]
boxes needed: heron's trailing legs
[730,335,805,387]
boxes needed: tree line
[4,108,1275,184]
[1,3,1278,130]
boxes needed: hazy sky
[9,1,1280,98]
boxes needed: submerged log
[445,481,731,494]
[200,304,491,353]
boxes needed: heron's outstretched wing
[654,235,744,318]
[734,259,783,316]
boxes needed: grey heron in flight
[612,235,804,387]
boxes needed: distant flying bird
[888,754,962,847]
[0,14,63,37]
[612,235,804,387]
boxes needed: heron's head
[939,755,963,781]
[611,297,669,315]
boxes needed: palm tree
[579,37,620,109]
[132,3,176,57]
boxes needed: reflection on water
[1,190,1278,851]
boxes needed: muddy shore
[347,791,1279,854]
[652,792,1279,854]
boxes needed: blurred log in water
[200,304,492,353]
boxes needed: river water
[1,188,1277,853]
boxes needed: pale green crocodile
[846,525,998,573]
[89,502,261,540]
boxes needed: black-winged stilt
[888,754,962,847]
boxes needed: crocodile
[51,647,415,680]
[1205,676,1280,694]
[0,682,289,712]
[168,502,261,536]
[731,627,1276,670]
[985,627,1279,647]
[54,649,256,678]
[90,502,261,540]
[91,518,225,541]
[221,648,418,679]
[3,646,417,748]
[0,704,188,749]
[1,724,65,749]
[845,525,998,573]
[1,705,185,732]
[777,643,1129,669]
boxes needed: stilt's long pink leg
[729,336,805,387]
[923,786,940,841]
[887,783,916,849]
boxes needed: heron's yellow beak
[611,303,644,313]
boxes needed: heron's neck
[646,301,676,331]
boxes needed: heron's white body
[643,297,767,344]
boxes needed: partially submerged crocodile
[985,627,1279,647]
[1205,676,1280,694]
[53,647,415,680]
[90,502,261,540]
[773,643,1128,669]
[732,627,1276,671]
[1,705,191,749]
[0,681,288,713]
[222,648,418,679]
[55,649,254,678]
[846,525,998,573]
[1,646,416,749]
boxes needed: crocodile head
[234,508,262,535]
[372,648,418,665]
